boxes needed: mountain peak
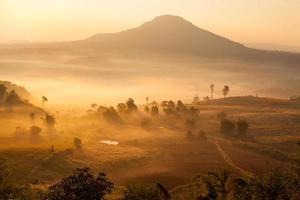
[140,15,195,29]
[152,15,188,23]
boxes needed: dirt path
[209,139,255,177]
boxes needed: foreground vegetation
[1,158,299,200]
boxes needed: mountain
[72,15,300,65]
[82,15,246,56]
[2,15,300,66]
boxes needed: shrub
[217,112,227,121]
[46,168,113,200]
[73,137,82,150]
[220,119,235,135]
[236,119,249,136]
[122,183,160,200]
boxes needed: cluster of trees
[94,98,139,123]
[220,118,249,137]
[0,84,24,110]
[194,85,230,104]
[160,100,200,129]
[218,112,249,137]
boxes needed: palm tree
[210,84,214,100]
[222,85,230,98]
[41,96,48,108]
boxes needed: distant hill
[2,15,300,66]
[74,15,300,65]
[199,96,300,107]
[0,81,32,102]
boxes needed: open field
[0,96,299,193]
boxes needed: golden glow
[1,0,300,46]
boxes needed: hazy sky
[1,0,300,46]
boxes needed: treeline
[91,98,200,130]
[0,159,299,200]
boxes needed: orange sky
[1,0,300,47]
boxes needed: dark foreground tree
[46,168,113,200]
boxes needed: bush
[30,126,42,143]
[122,184,161,200]
[73,137,82,150]
[217,112,227,121]
[220,119,235,135]
[46,168,113,200]
[236,119,249,136]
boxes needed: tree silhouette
[5,90,22,110]
[90,103,97,112]
[117,103,126,113]
[222,85,230,98]
[41,96,48,108]
[126,98,138,113]
[46,168,113,200]
[29,112,36,123]
[236,118,249,136]
[151,106,159,116]
[74,137,82,150]
[0,84,7,103]
[220,119,235,135]
[210,84,215,100]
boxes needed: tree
[210,84,215,100]
[73,137,82,150]
[46,168,113,200]
[126,98,138,113]
[144,106,150,114]
[117,103,127,113]
[29,112,36,123]
[5,90,22,110]
[90,103,97,112]
[30,126,42,143]
[151,106,159,116]
[0,84,7,103]
[45,114,56,128]
[236,118,249,136]
[220,119,235,135]
[41,96,48,108]
[103,107,122,123]
[222,85,230,98]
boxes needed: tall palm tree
[222,85,230,98]
[210,84,215,100]
[41,96,48,108]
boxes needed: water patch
[100,140,119,145]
